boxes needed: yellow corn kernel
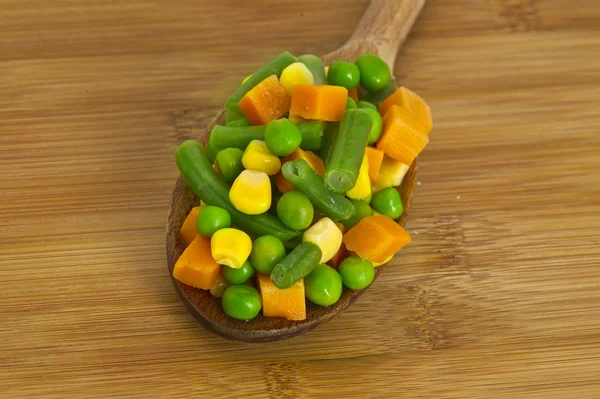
[211,228,252,268]
[241,74,252,85]
[324,65,329,77]
[209,272,230,298]
[346,154,371,200]
[280,62,314,95]
[229,169,272,215]
[242,140,281,176]
[372,210,383,217]
[372,253,393,267]
[371,155,409,194]
[303,217,343,264]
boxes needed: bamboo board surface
[1,1,600,398]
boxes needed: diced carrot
[327,222,348,269]
[376,105,429,165]
[173,235,221,290]
[180,205,204,245]
[289,85,348,121]
[239,75,290,125]
[274,148,326,194]
[257,273,306,321]
[365,147,384,181]
[342,215,411,263]
[348,88,359,102]
[379,87,432,134]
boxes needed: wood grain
[1,0,600,397]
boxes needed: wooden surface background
[2,0,600,397]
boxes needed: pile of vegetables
[173,51,432,321]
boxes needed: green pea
[327,61,361,89]
[365,108,383,144]
[264,118,302,157]
[222,260,255,285]
[276,191,314,230]
[346,97,358,110]
[304,264,342,306]
[371,187,403,219]
[338,256,375,290]
[215,148,244,183]
[249,235,286,274]
[355,54,391,92]
[357,100,377,110]
[221,284,262,320]
[196,206,231,237]
[342,199,373,230]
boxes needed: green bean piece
[297,121,325,151]
[324,109,372,193]
[208,125,266,154]
[298,54,327,85]
[271,242,322,289]
[281,159,354,221]
[175,140,300,241]
[205,140,218,163]
[209,123,324,155]
[319,122,339,167]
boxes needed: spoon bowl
[166,0,426,342]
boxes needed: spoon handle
[347,0,426,68]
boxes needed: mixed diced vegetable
[173,51,432,321]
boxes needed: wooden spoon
[166,0,425,343]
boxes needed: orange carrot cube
[376,105,429,165]
[342,215,411,263]
[379,87,432,134]
[239,75,290,125]
[365,147,384,181]
[257,273,306,321]
[173,235,221,290]
[289,85,348,121]
[180,205,204,245]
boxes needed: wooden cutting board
[1,0,599,398]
